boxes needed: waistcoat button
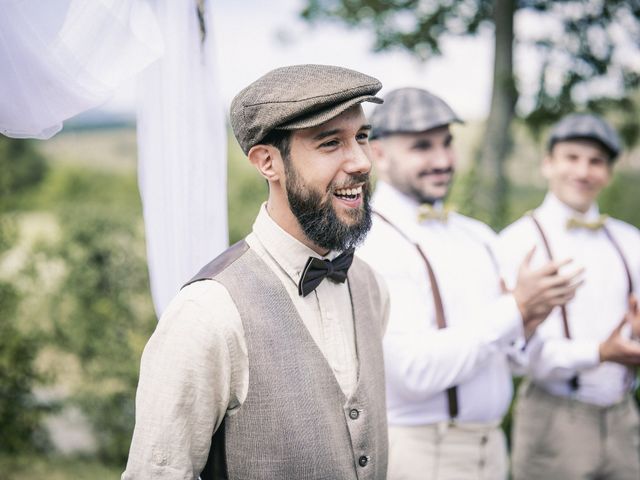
[349,409,360,419]
[358,455,369,467]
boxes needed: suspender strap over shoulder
[602,226,634,298]
[529,213,636,391]
[374,211,459,419]
[529,214,579,391]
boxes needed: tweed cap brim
[230,64,383,154]
[370,87,462,139]
[548,113,621,159]
[278,94,382,131]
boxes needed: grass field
[0,455,121,480]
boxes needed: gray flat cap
[230,64,383,154]
[370,87,462,139]
[548,113,621,159]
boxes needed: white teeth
[335,185,363,197]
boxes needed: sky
[209,0,494,120]
[104,0,495,121]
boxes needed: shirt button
[358,455,369,467]
[349,409,360,420]
[480,435,488,445]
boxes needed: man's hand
[512,247,583,339]
[628,294,639,339]
[599,316,640,366]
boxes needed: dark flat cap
[370,87,462,139]
[230,64,383,154]
[548,113,621,159]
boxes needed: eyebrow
[312,124,372,141]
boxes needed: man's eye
[321,139,340,148]
[412,141,432,150]
[356,132,369,142]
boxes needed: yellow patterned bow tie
[417,204,450,223]
[566,215,608,231]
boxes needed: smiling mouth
[418,167,454,178]
[334,185,363,201]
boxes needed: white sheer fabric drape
[0,0,162,139]
[137,0,228,317]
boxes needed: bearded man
[122,64,390,480]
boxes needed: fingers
[535,258,573,276]
[540,268,585,290]
[630,294,638,315]
[611,316,628,336]
[522,246,537,267]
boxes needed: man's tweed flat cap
[370,87,462,139]
[230,64,383,154]
[548,113,621,159]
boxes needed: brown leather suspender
[602,226,635,298]
[529,214,635,391]
[529,216,573,340]
[373,211,459,419]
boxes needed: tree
[300,0,640,227]
[0,136,50,455]
[47,202,156,464]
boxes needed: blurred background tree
[0,137,51,456]
[300,0,640,228]
[45,202,155,464]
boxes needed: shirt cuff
[566,339,601,371]
[487,294,524,346]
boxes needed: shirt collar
[537,192,601,227]
[372,180,446,225]
[251,203,339,285]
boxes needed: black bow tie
[298,248,355,297]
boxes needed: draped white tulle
[1,0,228,318]
[136,0,228,316]
[0,0,162,139]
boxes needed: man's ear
[248,144,281,182]
[541,153,552,180]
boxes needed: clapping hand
[512,247,584,339]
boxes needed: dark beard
[285,167,372,252]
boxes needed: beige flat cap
[230,64,383,154]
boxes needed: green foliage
[0,454,121,480]
[33,165,141,214]
[44,198,155,464]
[0,137,50,456]
[599,169,640,228]
[0,136,48,208]
[301,0,640,140]
[0,282,51,455]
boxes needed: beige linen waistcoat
[185,240,388,480]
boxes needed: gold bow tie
[417,204,450,223]
[566,215,608,231]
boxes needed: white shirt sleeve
[524,334,600,381]
[121,280,247,480]
[382,293,522,400]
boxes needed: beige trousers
[512,381,640,480]
[388,422,508,480]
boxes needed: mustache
[417,167,454,178]
[330,172,371,192]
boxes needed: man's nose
[344,144,372,174]
[575,159,591,177]
[431,146,453,169]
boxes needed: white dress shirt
[357,181,523,425]
[122,204,389,479]
[497,193,640,406]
